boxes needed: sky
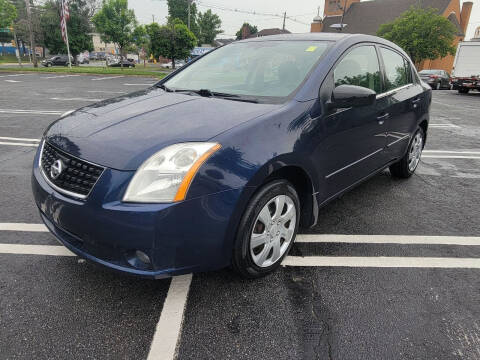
[129,0,480,40]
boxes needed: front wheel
[232,180,300,279]
[389,128,424,178]
[458,88,470,94]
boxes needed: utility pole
[187,0,191,30]
[339,0,347,32]
[12,27,23,68]
[152,14,155,23]
[24,0,38,67]
[282,12,286,30]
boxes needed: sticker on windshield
[305,46,318,52]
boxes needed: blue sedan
[32,33,431,278]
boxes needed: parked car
[451,41,480,94]
[89,52,107,61]
[107,58,135,68]
[161,60,185,69]
[76,53,89,64]
[32,33,431,279]
[41,55,73,67]
[419,69,451,90]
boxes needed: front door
[317,45,390,199]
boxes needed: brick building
[311,0,474,72]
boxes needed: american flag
[60,0,70,43]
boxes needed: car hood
[45,87,278,170]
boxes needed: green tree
[147,19,196,69]
[132,24,149,65]
[197,9,222,45]
[167,0,199,39]
[93,0,137,67]
[40,0,93,62]
[0,0,17,29]
[377,7,457,66]
[235,22,257,40]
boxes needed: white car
[161,60,186,69]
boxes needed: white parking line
[91,76,124,81]
[50,97,103,102]
[0,223,47,232]
[0,137,40,142]
[42,75,81,79]
[296,234,480,246]
[0,109,64,115]
[429,124,459,128]
[88,90,126,94]
[424,150,480,155]
[282,256,480,268]
[422,155,480,159]
[147,274,193,360]
[4,79,21,83]
[123,83,155,86]
[0,141,39,147]
[0,244,74,256]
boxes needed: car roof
[240,32,349,42]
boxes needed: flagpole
[64,22,72,69]
[61,0,72,68]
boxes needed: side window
[380,47,411,91]
[334,45,381,93]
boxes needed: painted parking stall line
[0,109,65,115]
[0,141,39,147]
[123,83,156,86]
[296,234,480,246]
[0,137,41,148]
[282,256,480,269]
[0,223,47,232]
[422,150,480,160]
[50,97,104,102]
[147,274,193,360]
[91,76,124,81]
[0,244,74,256]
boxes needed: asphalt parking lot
[1,72,479,360]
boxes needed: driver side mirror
[328,85,376,110]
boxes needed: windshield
[419,70,442,75]
[164,41,331,101]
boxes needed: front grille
[40,141,104,198]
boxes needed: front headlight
[123,142,221,203]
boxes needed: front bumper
[32,150,243,278]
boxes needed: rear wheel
[389,128,424,178]
[232,180,300,279]
[459,88,470,94]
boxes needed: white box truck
[451,41,480,94]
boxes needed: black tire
[232,180,300,279]
[389,127,425,178]
[458,88,470,94]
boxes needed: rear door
[378,47,425,161]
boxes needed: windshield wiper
[157,84,174,92]
[178,89,259,103]
[159,87,259,103]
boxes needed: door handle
[412,98,421,109]
[376,113,389,125]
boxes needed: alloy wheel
[250,195,296,268]
[408,132,423,172]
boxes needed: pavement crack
[310,278,333,360]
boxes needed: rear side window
[380,47,411,91]
[334,45,381,93]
